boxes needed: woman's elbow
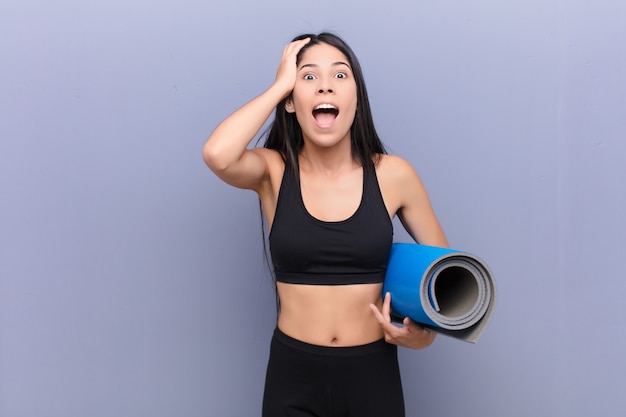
[202,141,229,173]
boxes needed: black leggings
[262,328,405,417]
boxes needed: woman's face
[286,42,358,149]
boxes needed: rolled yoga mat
[383,243,496,343]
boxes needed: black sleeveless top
[269,162,393,285]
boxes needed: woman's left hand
[369,292,436,349]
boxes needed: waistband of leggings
[273,327,393,357]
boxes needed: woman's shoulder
[375,153,420,182]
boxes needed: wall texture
[1,0,625,416]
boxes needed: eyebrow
[298,61,351,71]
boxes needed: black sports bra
[269,161,393,285]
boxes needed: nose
[317,78,334,94]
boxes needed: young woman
[203,32,448,417]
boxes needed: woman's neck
[299,138,358,177]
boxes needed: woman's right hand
[273,38,311,98]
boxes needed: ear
[285,99,295,113]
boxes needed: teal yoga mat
[383,243,496,343]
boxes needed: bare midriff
[276,282,385,347]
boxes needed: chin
[303,130,351,149]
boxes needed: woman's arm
[393,156,448,248]
[202,38,310,190]
[371,154,448,349]
[378,154,448,247]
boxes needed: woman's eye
[304,74,316,80]
[335,72,347,79]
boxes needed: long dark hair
[263,32,387,171]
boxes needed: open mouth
[312,104,339,127]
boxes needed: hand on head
[274,38,311,98]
